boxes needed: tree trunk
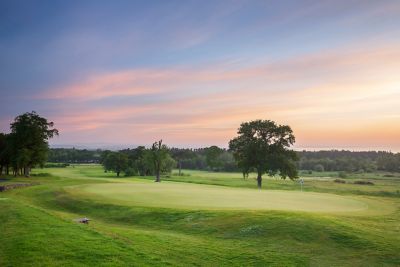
[155,167,161,182]
[24,166,31,177]
[257,172,262,189]
[117,171,120,177]
[178,160,182,176]
[0,166,3,175]
[6,165,9,175]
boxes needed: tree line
[47,147,400,174]
[298,150,400,173]
[101,140,176,179]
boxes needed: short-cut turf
[72,181,369,213]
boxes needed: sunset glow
[1,1,399,150]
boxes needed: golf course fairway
[71,181,371,213]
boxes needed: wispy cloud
[36,42,400,149]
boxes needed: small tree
[148,140,169,182]
[205,146,223,171]
[229,120,298,188]
[161,154,177,175]
[103,152,128,177]
[10,111,58,177]
[170,148,194,176]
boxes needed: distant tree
[161,154,177,175]
[148,140,170,182]
[102,152,128,177]
[229,120,298,188]
[205,146,223,171]
[170,148,194,176]
[0,133,7,175]
[313,164,325,172]
[100,150,112,166]
[217,151,237,172]
[10,111,58,177]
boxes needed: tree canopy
[205,146,223,171]
[0,111,58,177]
[103,152,129,177]
[229,120,298,188]
[148,140,171,182]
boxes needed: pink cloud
[42,42,400,149]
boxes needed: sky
[1,0,400,151]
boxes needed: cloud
[37,42,400,149]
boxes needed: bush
[354,180,374,185]
[172,172,191,177]
[334,179,346,184]
[338,172,348,178]
[124,167,137,177]
[44,163,70,168]
[383,174,395,177]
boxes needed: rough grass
[0,165,399,266]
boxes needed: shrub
[338,172,348,178]
[124,167,137,177]
[334,179,346,184]
[44,163,70,168]
[354,180,374,185]
[172,172,191,177]
[383,174,395,177]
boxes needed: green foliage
[377,153,400,172]
[148,140,171,182]
[229,120,298,188]
[45,148,400,175]
[205,146,223,171]
[48,148,102,163]
[0,111,58,177]
[124,167,138,177]
[297,150,397,173]
[102,152,129,177]
[44,162,70,168]
[314,164,325,172]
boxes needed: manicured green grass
[72,181,375,213]
[1,164,399,266]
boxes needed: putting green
[70,181,375,213]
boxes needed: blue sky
[1,0,400,150]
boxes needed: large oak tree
[229,120,298,188]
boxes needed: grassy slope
[0,165,399,266]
